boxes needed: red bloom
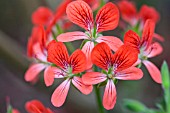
[12,109,20,113]
[25,100,53,113]
[124,20,163,83]
[57,1,122,69]
[82,42,143,110]
[46,40,92,107]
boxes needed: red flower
[46,40,92,107]
[25,100,53,113]
[82,42,143,110]
[57,0,122,69]
[124,19,163,83]
[12,109,20,113]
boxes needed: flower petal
[66,0,94,31]
[112,45,138,71]
[96,2,119,32]
[72,77,93,95]
[141,19,155,49]
[96,36,123,52]
[147,42,163,58]
[25,63,46,82]
[44,66,65,87]
[32,7,53,26]
[82,41,94,69]
[47,40,69,69]
[124,30,140,50]
[51,79,71,107]
[33,43,46,61]
[153,33,164,42]
[82,72,107,85]
[91,42,113,70]
[115,67,143,80]
[69,49,86,73]
[57,31,88,42]
[103,80,117,110]
[143,60,162,83]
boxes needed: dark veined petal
[69,49,86,73]
[91,42,113,70]
[66,0,94,31]
[96,2,119,32]
[112,45,138,71]
[47,40,69,69]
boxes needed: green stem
[94,85,105,113]
[65,42,75,53]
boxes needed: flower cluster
[25,0,163,111]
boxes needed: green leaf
[123,99,147,112]
[7,104,13,113]
[161,61,170,89]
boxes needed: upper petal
[141,19,155,49]
[69,49,86,73]
[47,40,69,69]
[57,31,88,42]
[25,63,46,82]
[96,36,123,52]
[146,42,163,58]
[66,0,94,31]
[91,42,113,70]
[96,2,119,32]
[115,67,143,80]
[82,72,107,85]
[72,77,93,95]
[112,45,138,71]
[51,79,71,107]
[124,30,140,50]
[82,41,94,70]
[103,80,117,110]
[143,60,162,83]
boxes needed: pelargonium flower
[57,0,123,69]
[46,40,93,107]
[25,26,51,83]
[25,100,53,113]
[12,109,20,113]
[124,19,163,83]
[82,42,143,110]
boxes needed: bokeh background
[0,0,170,113]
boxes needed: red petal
[57,31,88,42]
[47,40,69,69]
[33,43,46,61]
[112,45,138,71]
[69,49,86,73]
[82,72,107,85]
[124,30,140,50]
[51,79,71,107]
[66,0,94,31]
[91,42,113,70]
[32,7,53,26]
[96,36,123,52]
[96,2,119,32]
[146,42,163,58]
[139,5,160,23]
[103,80,117,110]
[25,63,46,82]
[38,26,47,50]
[82,41,94,70]
[72,77,93,95]
[141,19,155,49]
[117,1,137,25]
[115,67,143,80]
[143,60,162,83]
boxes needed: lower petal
[72,77,93,95]
[96,36,123,52]
[147,42,163,58]
[25,63,46,82]
[82,72,107,85]
[115,67,143,80]
[143,60,162,83]
[51,79,71,107]
[82,41,94,70]
[103,80,117,110]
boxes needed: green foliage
[7,104,13,113]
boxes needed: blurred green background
[0,0,170,113]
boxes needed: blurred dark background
[0,0,170,113]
